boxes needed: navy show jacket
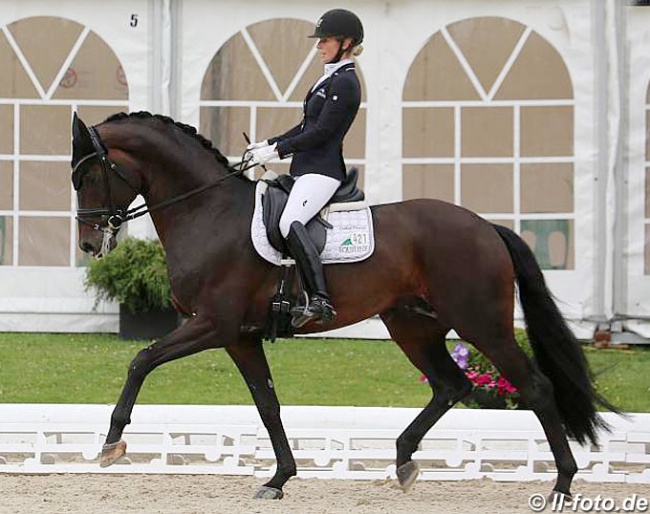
[269,62,361,181]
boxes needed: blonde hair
[352,44,364,57]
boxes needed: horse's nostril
[80,242,95,254]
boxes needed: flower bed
[421,342,521,409]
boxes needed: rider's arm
[269,123,302,145]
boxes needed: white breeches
[279,174,342,238]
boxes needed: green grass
[582,345,650,412]
[0,333,648,412]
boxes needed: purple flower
[451,342,469,370]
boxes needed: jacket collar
[323,58,354,78]
[310,59,355,93]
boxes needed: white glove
[247,143,279,166]
[246,139,269,151]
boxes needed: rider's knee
[279,215,292,239]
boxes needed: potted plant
[419,331,532,409]
[84,237,178,340]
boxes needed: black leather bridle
[72,126,137,234]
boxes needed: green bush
[85,237,172,314]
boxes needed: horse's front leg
[226,339,296,500]
[101,314,225,467]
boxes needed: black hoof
[254,486,284,500]
[548,489,572,502]
[396,461,420,492]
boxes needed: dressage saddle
[261,168,365,255]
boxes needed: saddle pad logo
[339,233,370,254]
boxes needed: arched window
[0,16,128,267]
[199,18,366,181]
[402,17,574,269]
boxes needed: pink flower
[496,376,518,394]
[465,370,479,380]
[505,383,518,394]
[497,377,510,388]
[475,373,492,386]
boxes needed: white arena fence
[0,405,647,483]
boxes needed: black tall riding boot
[285,221,335,327]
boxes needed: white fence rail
[0,405,647,483]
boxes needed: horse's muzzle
[80,241,96,255]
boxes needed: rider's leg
[279,174,340,325]
[285,220,334,323]
[279,174,341,238]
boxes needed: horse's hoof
[548,489,572,502]
[253,486,284,500]
[396,461,420,492]
[100,440,127,468]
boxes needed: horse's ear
[71,112,94,167]
[72,112,90,143]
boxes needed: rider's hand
[245,139,269,152]
[246,143,279,166]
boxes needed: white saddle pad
[251,177,375,266]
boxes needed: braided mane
[103,111,231,169]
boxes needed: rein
[105,163,249,225]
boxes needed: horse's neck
[138,147,252,244]
[104,121,253,243]
[141,142,220,194]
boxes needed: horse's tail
[492,224,619,445]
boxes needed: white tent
[0,0,648,341]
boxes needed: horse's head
[71,113,139,257]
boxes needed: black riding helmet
[309,9,364,46]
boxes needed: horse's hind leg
[471,336,578,496]
[380,307,472,491]
[226,338,296,500]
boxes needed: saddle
[262,168,365,254]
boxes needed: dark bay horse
[71,111,615,500]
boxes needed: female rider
[246,9,363,327]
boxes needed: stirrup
[291,295,335,328]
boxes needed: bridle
[72,126,137,235]
[72,124,254,252]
